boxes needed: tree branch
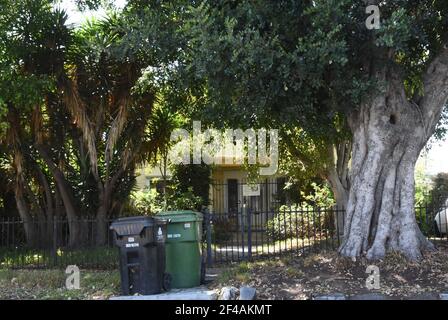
[35,143,79,220]
[420,46,448,132]
[282,133,315,169]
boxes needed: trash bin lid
[157,210,203,223]
[110,216,160,236]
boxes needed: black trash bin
[110,216,171,295]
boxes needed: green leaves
[0,1,183,220]
[0,72,54,107]
[374,8,413,50]
[182,0,357,149]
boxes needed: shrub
[166,187,204,211]
[266,205,331,241]
[211,217,235,243]
[171,164,211,210]
[127,186,204,215]
[129,189,163,215]
[300,183,335,208]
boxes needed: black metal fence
[204,205,448,265]
[204,207,344,265]
[1,205,447,269]
[0,217,118,269]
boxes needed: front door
[227,179,239,214]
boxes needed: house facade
[135,163,287,217]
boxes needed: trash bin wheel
[163,273,172,291]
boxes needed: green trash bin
[156,210,203,288]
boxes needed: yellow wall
[135,166,172,190]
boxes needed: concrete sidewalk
[109,287,218,300]
[313,292,448,300]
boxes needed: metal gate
[204,180,344,265]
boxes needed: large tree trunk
[95,165,127,246]
[339,74,435,260]
[36,167,55,247]
[24,182,49,248]
[35,144,82,248]
[325,141,351,238]
[54,188,64,247]
[14,180,36,247]
[8,110,37,247]
[95,186,110,246]
[338,46,448,261]
[326,142,351,208]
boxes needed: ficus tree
[181,0,448,260]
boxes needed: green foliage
[415,206,431,235]
[2,0,448,252]
[165,186,204,212]
[277,128,331,187]
[427,172,448,215]
[431,173,448,197]
[178,1,367,191]
[300,183,336,208]
[414,168,448,234]
[0,1,187,221]
[0,100,7,137]
[182,0,369,132]
[126,162,211,214]
[265,207,331,241]
[128,189,163,215]
[414,161,433,206]
[266,183,334,241]
[146,102,185,165]
[74,0,103,11]
[171,164,211,210]
[375,8,413,50]
[127,186,204,215]
[179,0,448,191]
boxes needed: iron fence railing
[0,217,117,269]
[204,207,344,265]
[203,205,448,265]
[1,205,447,269]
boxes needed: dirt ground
[209,242,448,300]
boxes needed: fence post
[241,204,246,259]
[205,209,213,267]
[52,217,57,267]
[247,207,252,260]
